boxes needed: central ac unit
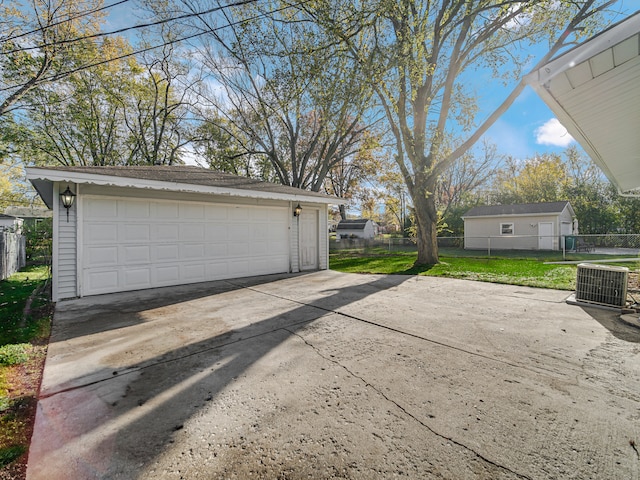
[575,263,629,308]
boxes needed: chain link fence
[330,234,640,261]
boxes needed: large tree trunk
[411,180,439,265]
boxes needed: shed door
[538,222,554,250]
[81,196,289,296]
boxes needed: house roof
[524,11,640,195]
[336,219,372,230]
[462,201,572,218]
[26,166,340,208]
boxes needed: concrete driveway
[27,271,640,479]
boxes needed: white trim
[76,183,83,298]
[26,168,337,205]
[526,12,640,85]
[52,183,60,302]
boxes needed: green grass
[0,266,51,346]
[0,265,52,473]
[329,252,584,290]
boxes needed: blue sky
[102,2,635,166]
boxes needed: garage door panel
[155,265,180,284]
[181,244,205,259]
[206,243,227,257]
[85,223,118,243]
[156,224,179,241]
[123,201,150,218]
[205,225,227,242]
[86,246,118,267]
[85,270,119,294]
[123,245,150,264]
[85,198,117,217]
[180,224,205,241]
[122,224,150,242]
[206,205,228,221]
[82,198,290,296]
[123,268,151,288]
[182,263,205,281]
[181,204,205,219]
[156,244,179,261]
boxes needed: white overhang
[26,167,339,209]
[524,11,640,196]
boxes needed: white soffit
[525,11,640,195]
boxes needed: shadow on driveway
[28,272,411,479]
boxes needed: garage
[27,165,337,301]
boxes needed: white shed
[336,219,376,240]
[462,201,577,251]
[27,166,338,301]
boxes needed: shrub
[0,344,31,366]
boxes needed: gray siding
[54,182,78,300]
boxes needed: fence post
[487,236,491,257]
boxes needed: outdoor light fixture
[293,203,302,217]
[60,185,76,222]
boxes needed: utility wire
[0,0,310,93]
[2,0,261,55]
[2,0,132,44]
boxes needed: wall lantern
[293,203,302,217]
[60,185,76,222]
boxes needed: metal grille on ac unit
[575,263,629,308]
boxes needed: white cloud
[534,118,574,147]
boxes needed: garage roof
[462,201,573,218]
[27,165,339,208]
[524,11,640,195]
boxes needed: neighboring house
[462,201,577,251]
[336,219,377,240]
[26,165,339,301]
[0,214,23,233]
[4,206,52,229]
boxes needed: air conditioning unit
[575,263,629,308]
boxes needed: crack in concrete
[286,327,534,480]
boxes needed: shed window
[500,223,514,235]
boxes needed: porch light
[60,185,76,222]
[293,203,302,217]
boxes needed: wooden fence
[0,229,26,280]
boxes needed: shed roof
[524,11,640,195]
[26,166,339,208]
[336,219,372,230]
[463,201,572,218]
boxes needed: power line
[0,0,309,93]
[2,0,261,55]
[2,0,132,44]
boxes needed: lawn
[330,252,589,290]
[0,266,52,479]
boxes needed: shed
[26,166,338,301]
[462,201,576,251]
[336,219,376,240]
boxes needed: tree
[0,0,105,117]
[307,0,617,264]
[493,154,569,204]
[177,0,377,191]
[437,139,501,234]
[325,130,384,220]
[22,36,136,166]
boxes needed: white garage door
[81,196,290,296]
